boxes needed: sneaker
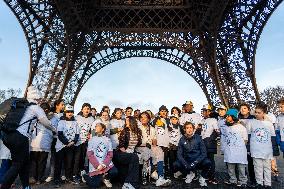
[174,171,183,179]
[45,176,53,183]
[209,178,218,185]
[151,170,158,180]
[80,170,87,183]
[103,179,112,188]
[61,175,66,181]
[29,177,37,184]
[122,183,135,189]
[199,176,207,187]
[185,172,195,184]
[156,176,171,187]
[72,176,80,185]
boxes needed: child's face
[125,109,132,117]
[65,111,74,119]
[201,109,210,118]
[218,109,226,117]
[279,104,284,113]
[95,124,104,135]
[185,124,194,136]
[101,112,109,121]
[255,108,265,120]
[170,117,178,125]
[171,108,179,115]
[82,106,91,117]
[226,115,234,123]
[140,114,149,125]
[56,102,65,112]
[91,109,97,116]
[159,110,167,118]
[125,117,130,127]
[115,110,122,119]
[240,106,249,116]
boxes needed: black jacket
[117,127,142,151]
[177,134,207,168]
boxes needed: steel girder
[4,0,283,107]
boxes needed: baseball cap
[201,104,212,110]
[217,105,227,110]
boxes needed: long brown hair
[127,116,141,137]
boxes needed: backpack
[0,98,36,133]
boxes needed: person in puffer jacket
[174,121,213,187]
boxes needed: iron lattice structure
[4,0,283,106]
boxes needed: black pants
[84,166,118,188]
[73,143,87,176]
[113,150,140,189]
[174,158,213,179]
[207,152,215,179]
[168,148,177,175]
[247,154,256,183]
[54,146,75,181]
[161,147,170,176]
[30,151,49,182]
[1,131,30,189]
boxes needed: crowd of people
[0,85,284,189]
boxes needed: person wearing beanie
[151,105,172,182]
[54,105,80,187]
[223,108,248,187]
[73,103,95,184]
[0,86,56,189]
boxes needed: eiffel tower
[4,0,283,106]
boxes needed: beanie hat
[27,86,42,103]
[65,104,74,112]
[226,109,239,119]
[159,105,168,112]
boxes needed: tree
[0,88,22,104]
[260,86,284,116]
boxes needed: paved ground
[8,153,284,189]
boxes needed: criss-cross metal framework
[4,0,283,106]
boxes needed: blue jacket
[177,134,207,168]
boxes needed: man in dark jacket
[174,121,212,187]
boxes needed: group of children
[1,95,284,189]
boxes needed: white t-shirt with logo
[76,115,94,145]
[179,112,203,126]
[30,122,54,152]
[154,118,170,147]
[17,105,46,139]
[55,120,80,152]
[248,120,275,159]
[88,135,114,172]
[168,124,181,146]
[139,125,157,146]
[109,119,125,149]
[275,113,284,142]
[223,123,248,164]
[201,118,218,139]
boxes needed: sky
[0,2,284,113]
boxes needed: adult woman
[113,116,142,189]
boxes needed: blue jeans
[0,160,11,184]
[84,166,118,188]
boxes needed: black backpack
[0,98,36,133]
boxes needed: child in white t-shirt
[109,108,124,149]
[247,103,276,188]
[223,109,248,187]
[82,122,117,188]
[54,105,80,187]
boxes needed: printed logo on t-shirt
[225,132,239,147]
[157,127,165,136]
[202,123,208,131]
[96,142,107,159]
[254,128,269,143]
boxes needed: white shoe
[199,176,207,187]
[61,175,66,181]
[122,183,135,189]
[45,176,53,183]
[151,170,158,180]
[185,172,195,184]
[156,176,171,187]
[80,170,87,183]
[174,171,183,179]
[103,179,112,188]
